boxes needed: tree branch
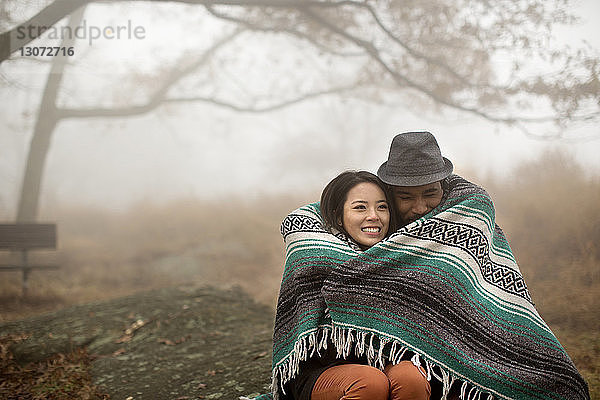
[163,83,360,112]
[1,0,398,62]
[204,4,363,57]
[0,0,371,62]
[58,27,244,118]
[299,6,522,125]
[2,0,597,135]
[356,3,489,89]
[56,26,343,119]
[58,82,360,118]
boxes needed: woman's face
[341,182,390,248]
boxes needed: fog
[2,5,599,396]
[1,0,599,217]
[2,101,598,216]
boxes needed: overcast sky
[1,0,599,217]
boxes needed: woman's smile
[361,226,382,234]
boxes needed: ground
[0,286,273,399]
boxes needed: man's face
[393,181,443,225]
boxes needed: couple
[252,132,589,400]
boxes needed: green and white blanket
[260,175,588,400]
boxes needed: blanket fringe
[272,327,332,400]
[271,326,494,400]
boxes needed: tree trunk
[16,112,58,222]
[15,6,85,222]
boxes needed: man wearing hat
[370,131,589,399]
[377,131,453,227]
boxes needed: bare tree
[1,0,599,221]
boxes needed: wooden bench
[0,223,59,296]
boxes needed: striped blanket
[262,175,589,400]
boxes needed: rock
[0,286,274,399]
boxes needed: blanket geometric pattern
[264,175,589,400]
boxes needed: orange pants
[311,361,431,400]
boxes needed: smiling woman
[340,182,390,248]
[269,171,432,400]
[320,170,396,250]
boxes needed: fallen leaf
[125,319,147,335]
[158,338,175,346]
[115,335,132,344]
[8,333,30,341]
[175,336,188,344]
[253,351,268,360]
[197,383,207,389]
[112,348,126,356]
[206,369,216,376]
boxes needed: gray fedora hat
[377,131,453,186]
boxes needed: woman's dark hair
[320,170,397,238]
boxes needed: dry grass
[0,194,315,320]
[0,334,109,399]
[486,151,600,333]
[482,151,600,398]
[0,151,598,397]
